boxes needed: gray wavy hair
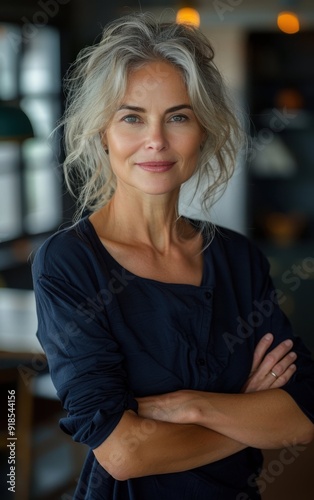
[61,11,243,221]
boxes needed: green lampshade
[0,105,34,141]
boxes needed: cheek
[109,132,140,156]
[174,129,202,152]
[181,141,202,162]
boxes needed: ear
[101,131,109,155]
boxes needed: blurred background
[0,0,313,498]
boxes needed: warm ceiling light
[176,7,200,28]
[277,11,300,34]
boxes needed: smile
[136,161,176,173]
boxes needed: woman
[32,12,314,500]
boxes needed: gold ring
[270,370,278,379]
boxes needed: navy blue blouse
[32,217,314,500]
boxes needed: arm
[94,333,296,480]
[193,388,313,448]
[94,411,246,481]
[137,335,314,450]
[137,388,313,450]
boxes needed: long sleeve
[32,227,138,449]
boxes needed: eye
[169,114,188,123]
[122,114,142,124]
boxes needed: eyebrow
[117,104,193,113]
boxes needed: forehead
[124,60,189,104]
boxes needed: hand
[241,333,297,393]
[137,390,200,424]
[137,333,297,423]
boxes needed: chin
[136,183,181,196]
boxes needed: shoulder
[205,223,270,275]
[206,224,273,300]
[214,225,261,253]
[31,217,101,282]
[187,217,268,265]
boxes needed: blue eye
[170,114,188,122]
[123,115,141,123]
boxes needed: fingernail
[289,352,297,359]
[284,339,293,347]
[264,333,273,341]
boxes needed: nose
[145,122,168,151]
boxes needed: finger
[256,351,297,390]
[251,333,274,373]
[271,351,297,377]
[257,339,294,379]
[268,363,297,389]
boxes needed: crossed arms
[94,333,314,480]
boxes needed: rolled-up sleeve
[33,267,138,450]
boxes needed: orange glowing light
[277,11,300,34]
[176,7,200,28]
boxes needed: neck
[101,185,185,253]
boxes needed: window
[0,23,62,242]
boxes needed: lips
[136,161,176,173]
